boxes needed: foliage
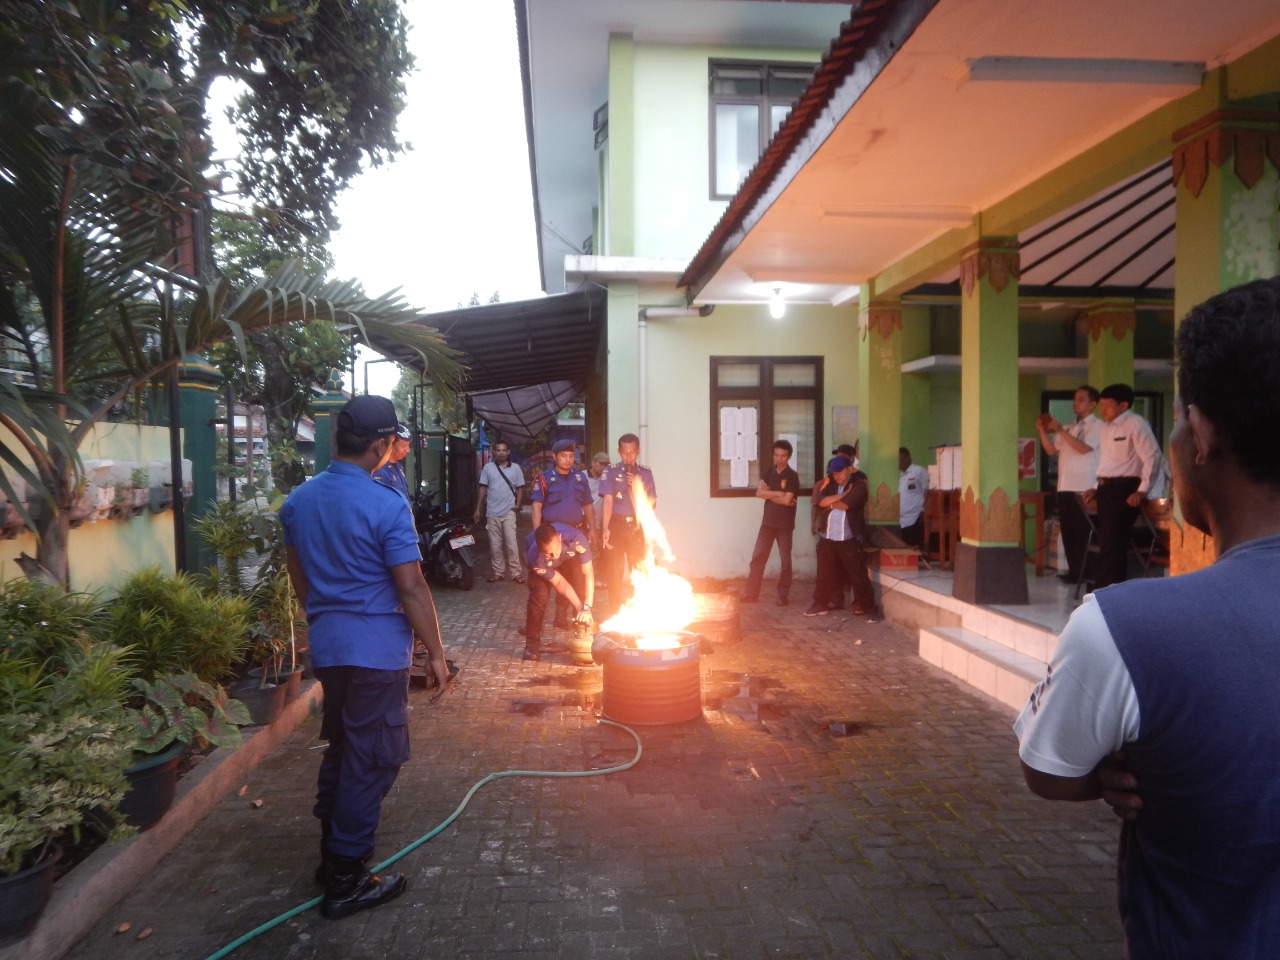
[207,211,353,492]
[130,672,249,756]
[0,1,455,582]
[0,581,133,876]
[102,568,252,684]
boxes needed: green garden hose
[204,717,643,960]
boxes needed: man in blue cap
[521,522,595,660]
[599,433,657,616]
[372,422,413,501]
[281,394,450,920]
[529,439,594,627]
[805,453,880,622]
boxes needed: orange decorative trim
[1087,308,1136,343]
[864,305,902,340]
[958,485,1021,543]
[1171,110,1280,198]
[869,482,896,523]
[959,241,1020,297]
[1168,518,1216,575]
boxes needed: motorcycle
[413,491,476,591]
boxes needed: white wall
[629,42,825,260]
[635,301,860,580]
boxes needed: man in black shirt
[740,439,800,607]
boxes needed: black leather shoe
[776,597,789,607]
[522,647,541,661]
[321,858,408,920]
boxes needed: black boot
[321,856,408,920]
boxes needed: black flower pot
[231,678,286,726]
[0,844,62,944]
[119,744,184,830]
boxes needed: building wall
[0,422,178,593]
[625,41,826,259]
[631,301,860,579]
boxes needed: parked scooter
[413,491,476,591]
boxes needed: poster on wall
[1017,437,1037,480]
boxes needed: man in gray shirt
[475,441,526,582]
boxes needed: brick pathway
[64,572,1122,960]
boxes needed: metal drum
[599,632,703,725]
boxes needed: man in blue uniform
[282,395,450,921]
[522,522,595,661]
[1015,277,1280,957]
[372,422,412,501]
[599,433,657,617]
[529,439,594,626]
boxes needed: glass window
[710,357,823,496]
[709,61,815,199]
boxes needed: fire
[599,473,694,648]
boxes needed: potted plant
[119,672,250,829]
[0,580,134,942]
[129,467,151,516]
[99,568,254,828]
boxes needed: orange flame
[599,475,694,646]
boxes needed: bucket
[687,592,740,646]
[230,678,286,726]
[599,632,702,725]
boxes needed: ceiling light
[966,57,1203,87]
[769,285,786,320]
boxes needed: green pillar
[954,238,1028,605]
[858,298,903,526]
[177,354,223,575]
[1085,299,1136,391]
[311,369,347,474]
[1172,108,1280,321]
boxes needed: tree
[0,3,458,583]
[207,213,353,492]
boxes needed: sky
[213,1,544,396]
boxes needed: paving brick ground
[64,562,1123,960]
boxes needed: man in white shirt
[897,447,929,548]
[474,441,526,583]
[1035,386,1102,583]
[1082,383,1161,589]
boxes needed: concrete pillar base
[953,542,1029,605]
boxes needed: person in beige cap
[586,450,610,536]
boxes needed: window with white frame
[710,356,823,496]
[709,60,814,199]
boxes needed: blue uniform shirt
[372,459,410,502]
[530,467,593,525]
[524,522,593,581]
[281,461,422,670]
[598,463,657,517]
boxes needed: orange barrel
[687,591,741,645]
[600,634,703,725]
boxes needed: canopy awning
[369,287,605,395]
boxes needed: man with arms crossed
[1015,277,1280,958]
[740,439,799,607]
[282,395,450,920]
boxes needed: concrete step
[919,626,1045,712]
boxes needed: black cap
[394,423,411,441]
[338,395,398,438]
[552,439,575,453]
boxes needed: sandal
[486,575,503,582]
[512,575,526,584]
